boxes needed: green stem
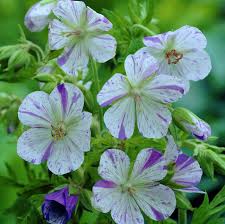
[178,209,187,224]
[132,24,157,35]
[91,59,104,131]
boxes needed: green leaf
[80,189,93,211]
[33,73,57,82]
[79,210,99,224]
[192,187,225,224]
[0,176,24,188]
[175,191,193,211]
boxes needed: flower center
[130,88,142,102]
[66,28,87,39]
[165,49,183,65]
[121,183,136,195]
[51,122,67,141]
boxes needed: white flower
[97,50,187,139]
[17,83,92,175]
[143,25,212,81]
[92,148,176,224]
[48,0,117,76]
[25,0,58,32]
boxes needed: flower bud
[42,187,78,224]
[173,107,211,140]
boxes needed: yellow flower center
[51,122,67,141]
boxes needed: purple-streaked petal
[174,25,207,50]
[49,83,84,121]
[104,97,135,140]
[57,43,89,76]
[66,112,92,152]
[87,7,112,31]
[176,49,212,81]
[98,149,130,185]
[143,74,186,103]
[125,51,159,85]
[143,31,173,49]
[48,19,72,50]
[131,149,167,183]
[47,138,84,175]
[53,0,86,25]
[24,1,56,32]
[17,128,53,164]
[176,186,205,194]
[92,180,119,213]
[172,153,203,189]
[136,97,172,138]
[133,184,176,221]
[164,135,179,163]
[45,187,69,206]
[88,34,117,63]
[111,193,144,224]
[97,73,130,107]
[18,91,52,128]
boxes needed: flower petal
[177,49,212,81]
[104,97,135,140]
[136,97,172,138]
[57,43,89,76]
[164,135,179,163]
[125,51,158,85]
[111,193,144,224]
[53,0,86,25]
[88,34,117,63]
[92,180,119,213]
[98,149,130,185]
[143,74,186,103]
[97,73,130,107]
[24,1,56,32]
[18,91,52,128]
[173,153,203,189]
[17,128,53,164]
[87,7,112,31]
[176,187,205,194]
[133,184,176,221]
[49,83,84,122]
[66,112,92,152]
[130,149,167,184]
[47,138,84,175]
[175,25,207,50]
[49,19,72,50]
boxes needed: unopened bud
[173,107,211,141]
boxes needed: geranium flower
[42,187,78,224]
[17,83,92,175]
[173,107,211,141]
[165,135,204,193]
[25,0,58,32]
[92,148,176,223]
[49,0,117,76]
[97,51,186,139]
[143,25,212,81]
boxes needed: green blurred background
[0,0,225,219]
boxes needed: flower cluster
[16,0,214,223]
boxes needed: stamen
[165,49,183,65]
[51,123,67,141]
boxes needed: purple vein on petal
[100,94,126,107]
[57,84,68,114]
[42,142,53,162]
[19,110,50,123]
[151,85,184,94]
[118,116,126,140]
[141,150,162,172]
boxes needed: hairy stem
[178,209,187,224]
[91,59,104,131]
[132,24,157,35]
